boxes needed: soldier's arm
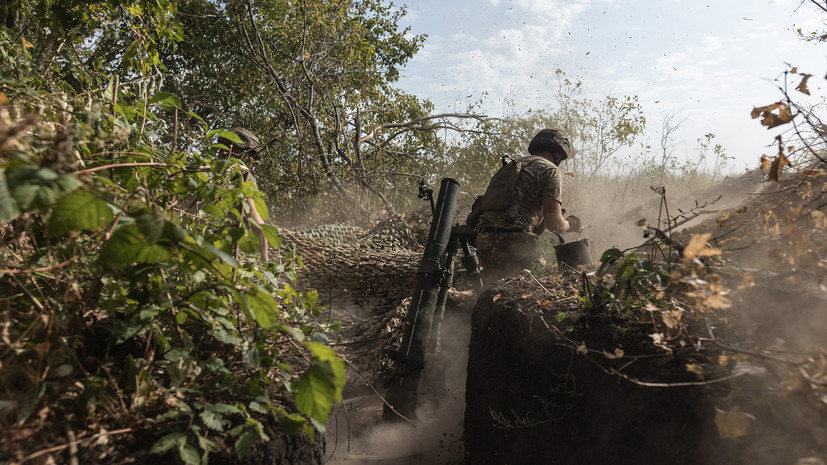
[246,198,269,262]
[542,198,571,233]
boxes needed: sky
[393,0,826,172]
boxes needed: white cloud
[396,0,825,167]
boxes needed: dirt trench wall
[463,286,718,465]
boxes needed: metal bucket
[553,236,593,269]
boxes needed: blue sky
[394,0,825,171]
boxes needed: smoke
[564,170,767,256]
[325,305,472,464]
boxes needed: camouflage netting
[278,214,428,314]
[273,211,437,384]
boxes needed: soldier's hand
[566,215,582,232]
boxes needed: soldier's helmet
[217,127,262,160]
[528,128,571,161]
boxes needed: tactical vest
[466,155,544,228]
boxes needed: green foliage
[294,342,345,424]
[155,0,437,221]
[0,16,343,461]
[590,248,672,314]
[447,72,647,197]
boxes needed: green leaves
[48,189,113,236]
[100,224,172,266]
[6,167,81,212]
[0,169,20,223]
[99,213,189,267]
[149,432,200,465]
[149,91,182,111]
[237,286,281,329]
[212,129,243,145]
[293,342,345,424]
[1,11,348,461]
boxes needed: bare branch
[360,113,487,144]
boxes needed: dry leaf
[661,309,683,329]
[603,348,625,359]
[682,233,722,259]
[760,154,772,171]
[715,406,755,439]
[576,343,588,355]
[649,333,664,345]
[643,301,660,312]
[800,168,827,178]
[716,211,731,228]
[704,293,732,310]
[492,294,501,302]
[768,153,790,184]
[751,102,795,128]
[685,363,704,379]
[796,73,813,95]
[718,355,729,367]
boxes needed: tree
[1,3,345,461]
[155,0,486,221]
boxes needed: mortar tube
[383,178,460,421]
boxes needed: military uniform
[475,155,563,281]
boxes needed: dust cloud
[563,171,767,256]
[324,309,471,464]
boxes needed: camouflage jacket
[477,155,563,233]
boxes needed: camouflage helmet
[217,127,262,160]
[527,128,571,160]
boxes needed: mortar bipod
[427,224,482,354]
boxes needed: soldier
[217,128,269,263]
[470,128,581,282]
